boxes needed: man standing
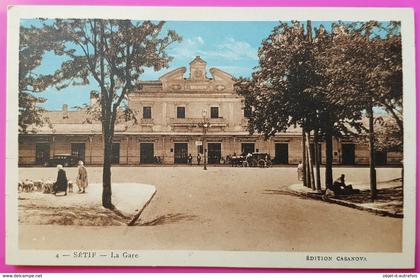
[76,160,88,193]
[197,153,201,165]
[297,161,304,181]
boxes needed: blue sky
[21,20,385,111]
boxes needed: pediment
[210,68,234,82]
[157,59,235,93]
[159,67,187,81]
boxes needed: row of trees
[235,20,402,198]
[19,19,182,208]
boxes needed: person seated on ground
[52,164,68,196]
[331,174,358,195]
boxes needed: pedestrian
[330,174,358,195]
[76,160,88,193]
[52,164,68,196]
[245,152,252,166]
[297,161,303,181]
[197,153,201,165]
[188,153,193,165]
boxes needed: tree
[374,117,403,153]
[236,21,365,191]
[33,19,181,208]
[19,26,60,132]
[326,21,402,199]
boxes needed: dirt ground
[18,166,403,252]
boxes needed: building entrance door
[375,151,387,166]
[274,143,289,164]
[71,143,86,163]
[111,143,120,164]
[140,143,154,164]
[208,143,221,164]
[241,143,255,156]
[35,143,50,165]
[342,144,355,165]
[174,143,188,164]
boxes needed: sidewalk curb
[287,185,403,218]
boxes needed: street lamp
[201,109,210,170]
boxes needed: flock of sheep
[18,179,74,194]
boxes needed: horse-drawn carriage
[226,152,272,168]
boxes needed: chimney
[62,104,69,119]
[90,91,99,106]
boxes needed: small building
[18,57,402,166]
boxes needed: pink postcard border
[0,0,418,273]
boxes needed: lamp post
[201,110,210,170]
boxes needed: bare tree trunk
[302,128,307,187]
[325,130,333,189]
[305,144,311,188]
[314,130,322,191]
[305,131,315,190]
[368,101,377,201]
[102,129,113,209]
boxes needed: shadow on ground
[287,178,403,215]
[138,213,198,226]
[19,204,128,226]
[336,186,403,204]
[334,186,403,214]
[262,189,311,200]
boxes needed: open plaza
[19,166,402,252]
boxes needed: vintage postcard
[6,6,416,268]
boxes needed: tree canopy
[23,19,182,208]
[235,20,402,189]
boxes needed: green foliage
[326,21,402,132]
[21,19,182,207]
[19,26,59,132]
[374,117,403,152]
[236,20,402,190]
[236,20,402,148]
[35,19,181,136]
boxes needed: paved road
[19,166,402,252]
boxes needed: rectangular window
[177,106,186,118]
[210,107,219,119]
[143,106,152,119]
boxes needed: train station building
[18,57,402,166]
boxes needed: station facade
[18,57,402,166]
